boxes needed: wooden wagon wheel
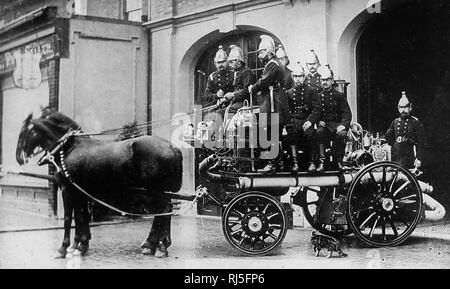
[222,191,288,255]
[346,161,423,247]
[299,186,352,238]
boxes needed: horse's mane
[24,107,82,141]
[39,107,81,133]
[23,113,33,127]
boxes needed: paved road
[0,216,449,269]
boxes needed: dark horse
[16,108,183,258]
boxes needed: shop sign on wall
[0,35,59,89]
[13,50,42,90]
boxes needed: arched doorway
[356,0,450,212]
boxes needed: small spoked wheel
[222,191,288,255]
[300,187,352,238]
[346,161,423,247]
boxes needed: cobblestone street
[1,213,450,269]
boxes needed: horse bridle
[37,129,81,166]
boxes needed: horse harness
[39,130,197,218]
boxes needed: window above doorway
[124,0,143,22]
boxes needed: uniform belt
[292,107,308,112]
[291,113,307,119]
[396,136,414,144]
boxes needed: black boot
[308,142,317,172]
[259,161,278,174]
[308,160,317,172]
[290,145,300,172]
[278,142,286,172]
[316,144,326,172]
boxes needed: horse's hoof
[67,242,80,252]
[81,247,89,256]
[142,248,156,256]
[74,246,88,256]
[140,240,152,249]
[155,248,168,258]
[54,249,67,259]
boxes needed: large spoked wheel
[222,191,288,255]
[346,161,423,247]
[300,187,352,238]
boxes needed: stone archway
[337,0,385,121]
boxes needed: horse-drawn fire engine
[4,105,434,258]
[185,98,432,256]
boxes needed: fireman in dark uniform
[315,65,352,172]
[305,49,322,92]
[218,44,256,113]
[203,45,235,108]
[249,35,290,173]
[276,45,294,90]
[286,62,322,172]
[219,44,257,172]
[202,45,235,140]
[385,92,426,169]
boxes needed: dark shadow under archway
[356,0,450,214]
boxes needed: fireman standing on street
[385,91,426,169]
[385,92,444,222]
[285,62,322,172]
[248,35,290,173]
[314,65,352,172]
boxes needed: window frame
[123,0,143,22]
[73,0,88,16]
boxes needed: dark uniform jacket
[229,65,256,112]
[318,88,352,131]
[252,58,289,125]
[203,69,235,107]
[284,68,294,91]
[385,115,426,168]
[286,84,321,129]
[305,72,322,92]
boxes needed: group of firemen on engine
[202,35,425,174]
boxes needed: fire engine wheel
[300,187,352,238]
[222,191,288,256]
[346,161,423,247]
